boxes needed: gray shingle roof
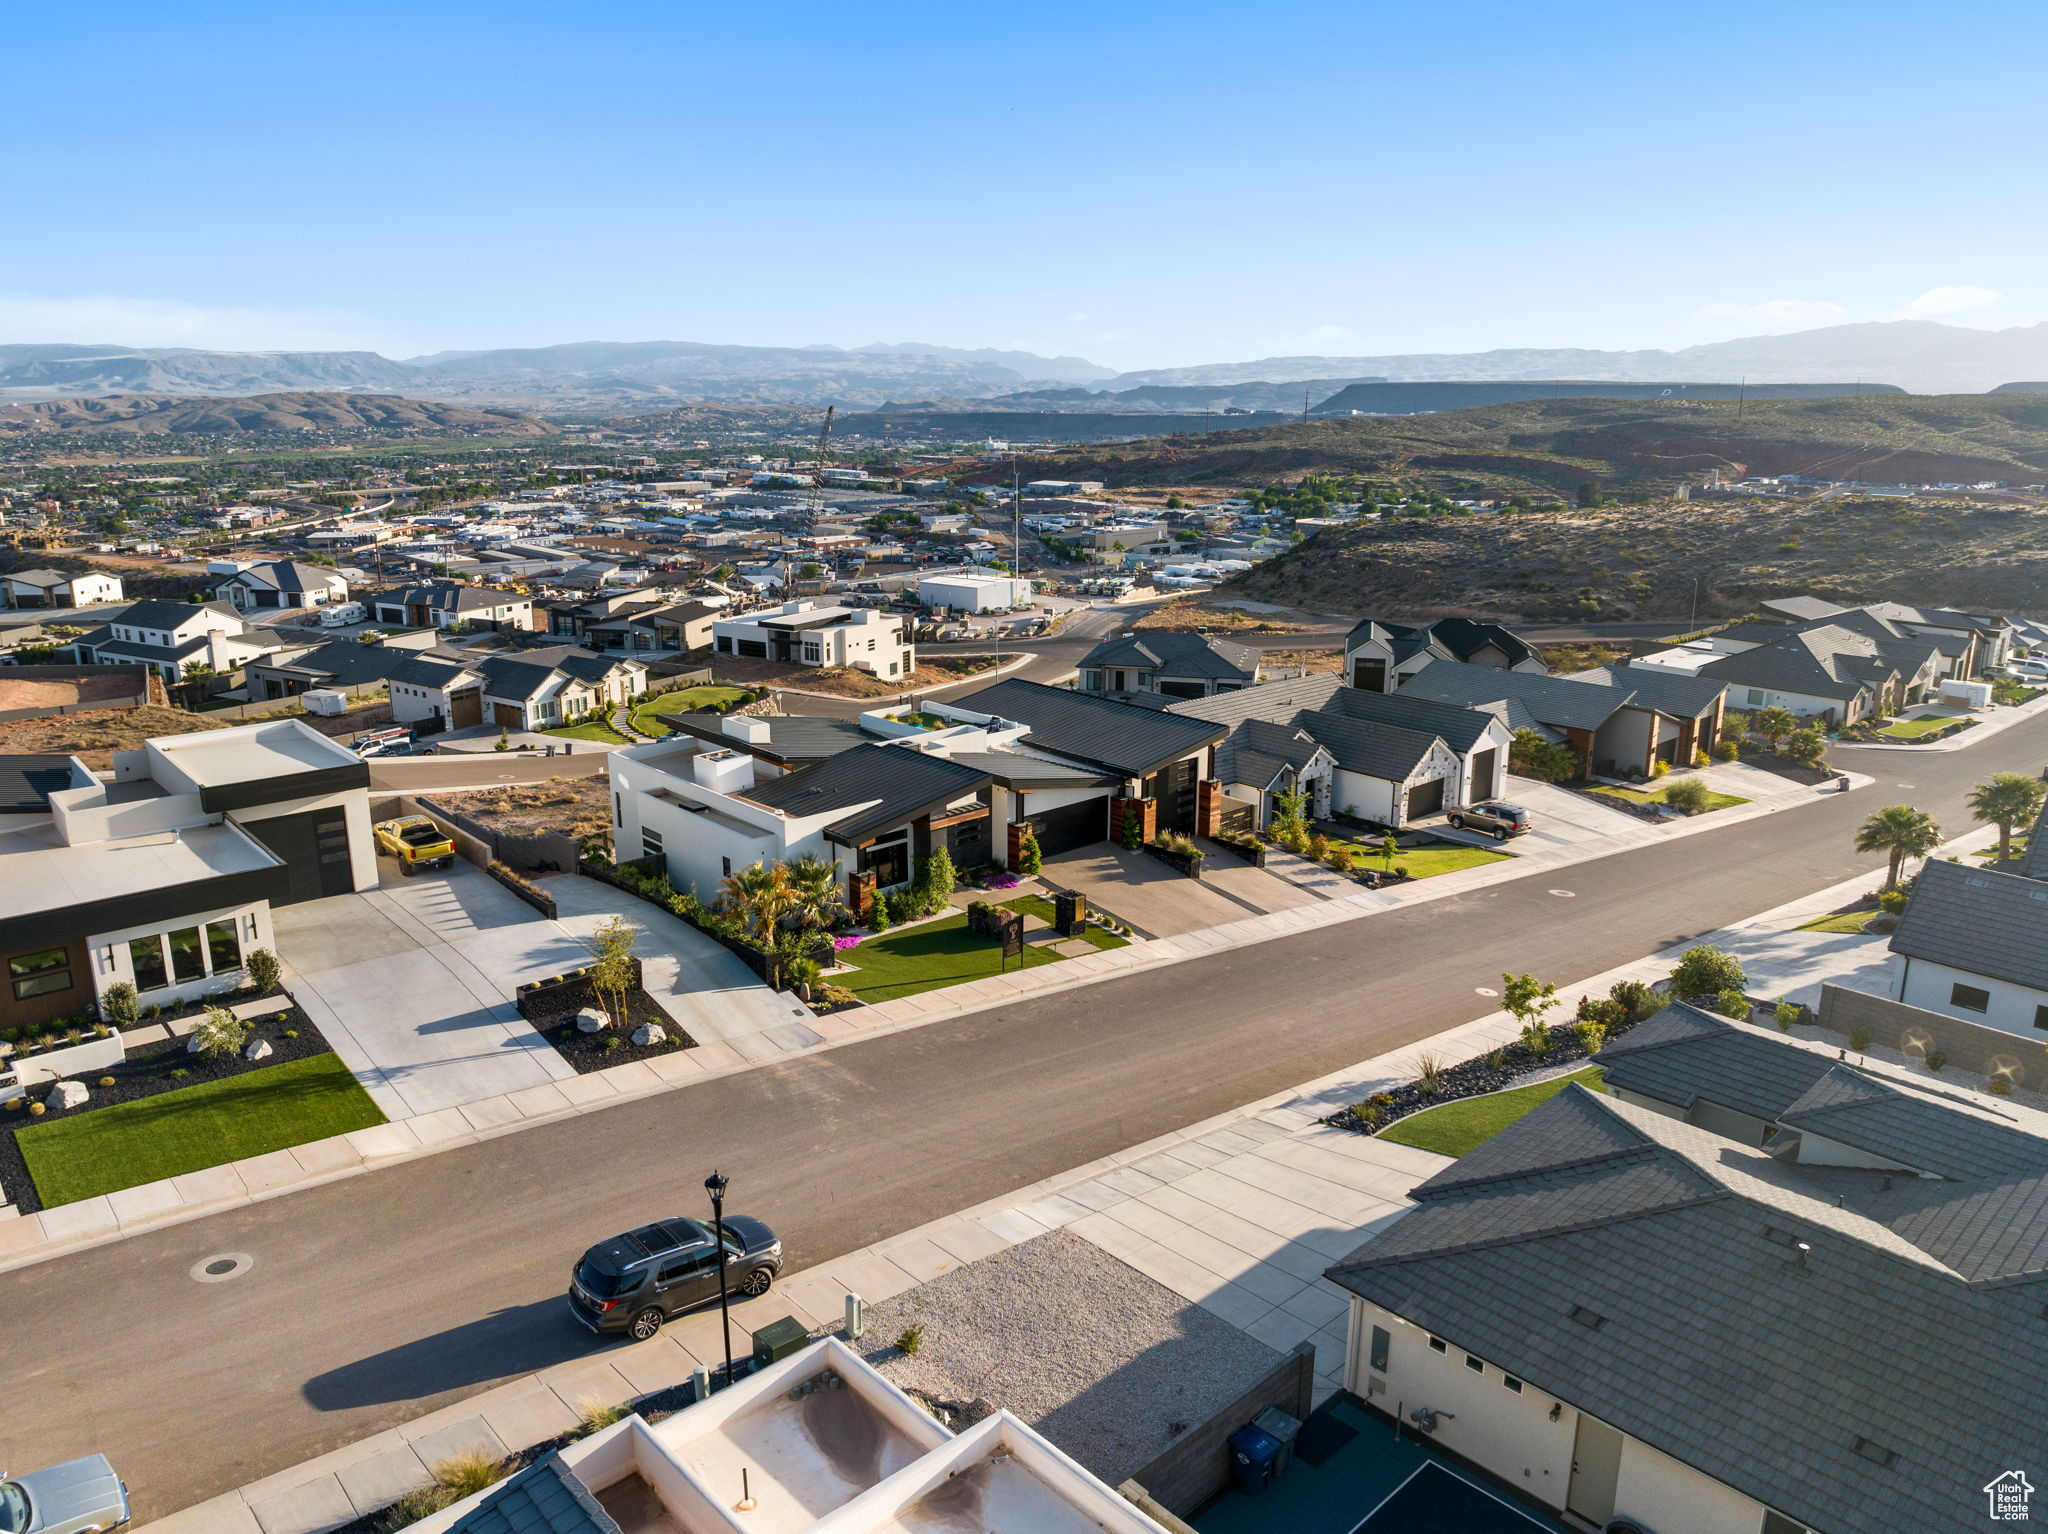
[112,598,234,630]
[1599,1002,1842,1121]
[254,640,428,687]
[1316,685,1503,753]
[448,1453,622,1534]
[1695,624,1891,701]
[1566,664,1727,718]
[743,741,990,843]
[1326,1085,2048,1534]
[1395,660,1631,733]
[1777,1065,2048,1183]
[1888,856,2048,991]
[1292,709,1441,782]
[1214,720,1331,791]
[1078,629,1261,681]
[951,678,1223,777]
[1163,672,1345,726]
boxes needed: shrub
[1715,988,1752,1021]
[1923,1048,1949,1073]
[1327,845,1354,873]
[1660,777,1713,815]
[168,1067,188,1080]
[602,1035,623,1053]
[1714,738,1741,762]
[1672,944,1746,999]
[29,1101,44,1116]
[1308,831,1331,861]
[1650,757,1671,779]
[1578,998,1626,1031]
[575,1399,626,1437]
[1692,749,1710,769]
[1877,887,1909,915]
[870,893,892,933]
[1989,1076,2014,1096]
[1520,1022,1554,1056]
[1016,829,1042,877]
[1412,1051,1447,1095]
[1610,979,1659,1022]
[1848,1025,1872,1052]
[895,1324,925,1356]
[245,948,282,993]
[190,1005,251,1061]
[1773,999,1802,1032]
[1785,724,1829,769]
[103,981,138,1028]
[1348,1101,1383,1130]
[384,1450,511,1527]
[1573,1019,1608,1053]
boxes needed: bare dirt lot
[431,776,611,840]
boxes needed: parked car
[569,1215,782,1340]
[1447,801,1532,840]
[372,814,456,875]
[0,1453,130,1533]
[2002,660,2048,681]
[353,726,415,758]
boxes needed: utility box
[752,1316,811,1368]
[1055,891,1088,937]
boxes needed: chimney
[723,715,770,745]
[692,748,755,794]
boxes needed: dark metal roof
[1889,856,2048,992]
[743,742,990,844]
[937,750,1119,789]
[1325,1084,2048,1534]
[951,678,1223,777]
[1078,629,1261,682]
[655,712,867,766]
[1292,709,1442,782]
[0,753,83,812]
[447,1453,622,1534]
[1396,660,1632,733]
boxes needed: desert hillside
[0,391,552,437]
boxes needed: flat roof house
[712,600,913,679]
[1326,1012,2048,1534]
[0,719,373,1032]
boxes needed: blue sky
[6,0,2044,370]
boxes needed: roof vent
[1567,1305,1606,1330]
[1851,1436,1898,1468]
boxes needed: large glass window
[859,834,911,889]
[206,919,242,975]
[167,926,206,984]
[130,934,168,991]
[8,947,73,1001]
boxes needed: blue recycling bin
[1228,1423,1282,1496]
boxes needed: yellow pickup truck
[373,814,456,876]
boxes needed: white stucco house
[711,600,913,679]
[1887,855,2048,1036]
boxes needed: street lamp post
[705,1169,735,1387]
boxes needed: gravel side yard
[862,1230,1286,1486]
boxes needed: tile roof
[447,1453,622,1534]
[1599,1002,1843,1120]
[1888,856,2048,991]
[743,741,990,843]
[1078,629,1261,681]
[1564,664,1727,717]
[1343,615,1539,669]
[1694,624,1892,701]
[1776,1065,2048,1183]
[1395,660,1630,733]
[1292,709,1442,782]
[114,598,236,630]
[1213,719,1331,791]
[1315,685,1505,752]
[1325,1085,2048,1534]
[950,678,1223,777]
[1163,672,1345,726]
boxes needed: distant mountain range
[5,321,2048,410]
[0,392,550,437]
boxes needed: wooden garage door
[1029,797,1107,856]
[1405,777,1447,820]
[451,689,483,729]
[492,702,524,728]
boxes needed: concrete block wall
[1128,1342,1315,1516]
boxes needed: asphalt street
[9,714,2045,1520]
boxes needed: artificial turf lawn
[1796,910,1879,934]
[1320,839,1513,879]
[543,718,630,743]
[1877,715,1966,739]
[630,685,751,736]
[998,895,1130,950]
[839,897,1128,1003]
[1378,1066,1606,1157]
[17,1052,386,1207]
[1586,782,1749,812]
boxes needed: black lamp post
[705,1169,734,1387]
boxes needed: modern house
[3,568,124,609]
[543,592,723,653]
[1691,624,1916,723]
[711,600,913,679]
[73,599,278,683]
[0,718,374,1031]
[1341,616,1544,693]
[1326,1015,2048,1534]
[212,560,351,612]
[387,646,648,734]
[1076,630,1262,700]
[240,632,453,703]
[1887,856,2048,1036]
[369,582,534,633]
[1400,659,1726,777]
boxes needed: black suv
[569,1215,783,1340]
[1447,801,1532,839]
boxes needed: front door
[1568,1415,1624,1526]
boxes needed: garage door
[1405,777,1447,820]
[1027,797,1107,856]
[1470,748,1498,799]
[238,807,357,904]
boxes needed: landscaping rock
[48,1080,88,1110]
[576,1008,609,1034]
[186,1031,207,1053]
[631,1023,667,1047]
[243,1039,273,1061]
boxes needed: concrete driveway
[1046,842,1322,937]
[274,862,583,1120]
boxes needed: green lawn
[630,685,751,737]
[1797,910,1877,934]
[544,718,630,744]
[1318,837,1512,879]
[837,898,1127,1003]
[17,1053,386,1207]
[998,895,1130,951]
[1586,782,1749,812]
[1877,714,1965,739]
[1378,1066,1606,1157]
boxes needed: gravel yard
[860,1230,1285,1485]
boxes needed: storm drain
[190,1252,255,1283]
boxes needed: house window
[1464,1354,1485,1374]
[1951,982,1991,1014]
[642,828,664,859]
[721,857,732,877]
[859,833,911,889]
[614,793,623,828]
[129,934,169,991]
[1502,1375,1523,1394]
[1369,1326,1390,1372]
[167,926,206,984]
[206,920,242,975]
[1746,688,1767,707]
[2035,1005,2048,1032]
[8,946,73,1001]
[1427,1336,1448,1354]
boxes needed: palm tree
[1855,803,1943,889]
[1751,705,1797,753]
[785,853,843,932]
[720,860,795,941]
[1968,772,2046,863]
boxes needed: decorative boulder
[49,1080,89,1110]
[186,1032,208,1054]
[244,1039,273,1062]
[631,1023,666,1047]
[576,1008,609,1034]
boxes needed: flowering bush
[831,933,864,951]
[985,871,1021,889]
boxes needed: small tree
[1381,830,1401,872]
[494,729,510,752]
[1671,944,1746,1000]
[1751,706,1797,754]
[1509,728,1582,783]
[246,947,281,993]
[1715,988,1752,1021]
[1120,805,1144,851]
[103,981,138,1028]
[914,847,957,915]
[1610,979,1659,1022]
[1968,772,2047,863]
[1501,972,1558,1050]
[588,916,640,1028]
[1854,802,1942,889]
[1017,829,1042,877]
[1784,724,1829,769]
[191,1004,251,1061]
[1270,784,1310,848]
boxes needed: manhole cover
[1549,889,1576,898]
[1474,986,1499,997]
[190,1252,254,1284]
